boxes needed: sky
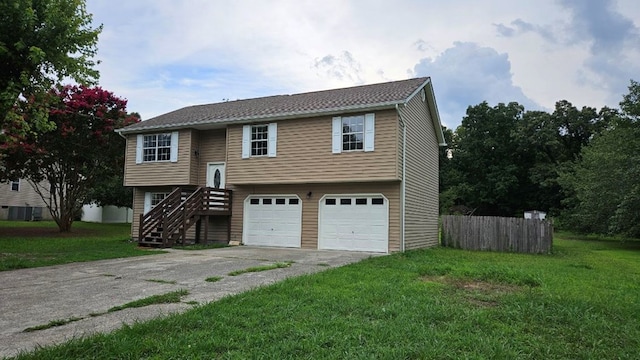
[85,0,640,129]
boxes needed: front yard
[9,231,640,359]
[0,221,163,271]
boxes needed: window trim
[242,123,277,158]
[332,113,375,154]
[143,191,170,214]
[135,132,179,164]
[250,124,269,157]
[10,179,20,192]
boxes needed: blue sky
[86,0,640,129]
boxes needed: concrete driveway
[0,246,379,358]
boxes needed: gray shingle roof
[120,77,430,134]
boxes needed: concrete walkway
[0,246,379,358]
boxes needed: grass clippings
[145,279,177,285]
[107,290,189,313]
[23,317,84,333]
[227,261,294,276]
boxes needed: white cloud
[412,42,540,128]
[85,0,640,126]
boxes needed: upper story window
[135,132,179,164]
[242,123,277,159]
[251,125,269,156]
[332,113,375,154]
[10,180,19,191]
[143,134,171,162]
[341,116,364,151]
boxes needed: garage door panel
[319,195,389,253]
[243,195,301,248]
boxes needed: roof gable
[119,77,433,134]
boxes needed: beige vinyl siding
[124,129,195,186]
[229,182,401,252]
[197,129,227,186]
[226,110,399,184]
[400,89,440,249]
[0,180,53,220]
[190,131,200,185]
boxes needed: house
[117,77,446,253]
[0,179,52,221]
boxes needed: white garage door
[243,195,302,248]
[318,195,389,253]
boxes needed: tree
[560,80,640,237]
[0,0,101,128]
[445,101,531,216]
[85,113,141,209]
[1,85,139,232]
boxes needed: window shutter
[143,192,151,214]
[170,131,179,162]
[332,117,342,154]
[242,125,251,159]
[364,113,375,152]
[136,135,143,164]
[268,122,277,157]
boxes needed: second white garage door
[318,194,389,253]
[243,195,302,248]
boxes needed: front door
[206,163,225,189]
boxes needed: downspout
[396,104,406,253]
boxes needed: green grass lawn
[0,221,164,271]
[11,231,640,359]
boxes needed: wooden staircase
[138,187,232,247]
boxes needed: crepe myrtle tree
[0,85,139,232]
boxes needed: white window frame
[332,113,375,154]
[242,123,277,158]
[10,180,20,192]
[135,131,179,164]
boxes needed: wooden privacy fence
[441,215,553,254]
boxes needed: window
[372,198,384,205]
[144,191,170,214]
[242,123,277,158]
[342,115,364,151]
[332,113,374,153]
[150,192,169,209]
[251,125,268,156]
[10,180,19,191]
[325,198,336,205]
[263,198,273,205]
[340,198,352,205]
[143,134,171,162]
[136,132,178,164]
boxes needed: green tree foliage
[560,81,640,237]
[0,0,101,128]
[1,85,139,232]
[441,100,611,217]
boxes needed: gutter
[396,103,406,253]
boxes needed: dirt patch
[0,227,97,238]
[422,275,521,308]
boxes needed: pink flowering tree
[1,85,139,232]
